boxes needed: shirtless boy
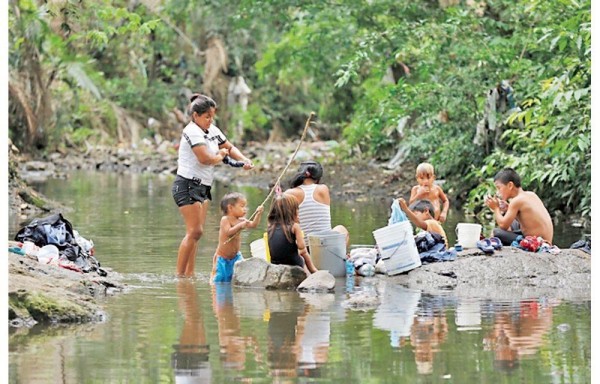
[409,162,450,222]
[212,192,264,282]
[485,168,553,245]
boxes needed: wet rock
[233,257,307,290]
[297,270,335,292]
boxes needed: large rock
[233,258,307,290]
[390,248,591,300]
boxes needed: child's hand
[485,195,499,210]
[415,186,431,198]
[398,198,409,211]
[243,160,254,170]
[256,205,264,214]
[439,212,447,223]
[498,199,508,213]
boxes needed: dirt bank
[8,252,125,328]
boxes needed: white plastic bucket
[250,233,270,262]
[455,223,482,248]
[372,221,421,275]
[308,230,346,277]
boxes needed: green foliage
[8,0,590,219]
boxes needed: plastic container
[455,223,482,249]
[22,241,40,257]
[372,221,421,275]
[38,244,59,264]
[345,259,355,276]
[308,230,346,277]
[250,233,270,262]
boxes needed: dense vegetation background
[8,0,590,221]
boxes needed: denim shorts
[172,175,212,207]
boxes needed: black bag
[15,212,82,262]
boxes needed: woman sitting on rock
[284,160,349,248]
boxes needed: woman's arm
[220,141,254,169]
[193,144,228,166]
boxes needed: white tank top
[298,184,332,238]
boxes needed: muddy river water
[8,171,590,383]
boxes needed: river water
[8,171,591,383]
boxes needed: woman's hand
[218,148,229,158]
[242,160,254,170]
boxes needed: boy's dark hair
[409,199,435,215]
[494,168,521,188]
[289,161,324,188]
[220,192,245,214]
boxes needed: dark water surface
[8,172,591,383]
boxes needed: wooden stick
[222,112,316,245]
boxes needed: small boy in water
[399,198,448,248]
[409,163,450,222]
[485,168,554,245]
[212,192,264,283]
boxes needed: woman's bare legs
[176,201,209,277]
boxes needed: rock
[8,253,124,327]
[389,248,591,299]
[297,270,335,292]
[233,258,307,290]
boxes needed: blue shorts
[213,252,244,283]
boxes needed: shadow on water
[8,172,590,383]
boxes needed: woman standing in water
[172,94,254,277]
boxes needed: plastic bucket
[455,223,482,248]
[372,221,421,275]
[308,230,346,277]
[250,233,270,262]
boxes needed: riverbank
[8,252,125,327]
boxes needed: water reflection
[455,297,482,331]
[373,283,421,346]
[211,283,259,373]
[172,280,211,382]
[483,299,555,373]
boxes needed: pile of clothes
[511,235,560,255]
[13,212,106,275]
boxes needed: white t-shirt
[176,122,227,186]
